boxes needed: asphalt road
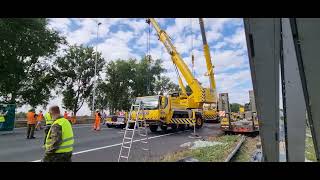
[0,123,222,162]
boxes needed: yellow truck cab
[130,94,203,132]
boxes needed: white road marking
[31,131,189,162]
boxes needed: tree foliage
[0,18,65,107]
[130,57,164,97]
[230,103,242,112]
[53,45,105,115]
[92,57,177,114]
[154,76,179,95]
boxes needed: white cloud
[48,18,71,33]
[224,27,247,51]
[98,31,139,61]
[17,18,252,115]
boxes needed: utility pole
[92,21,101,116]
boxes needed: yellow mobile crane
[130,18,216,132]
[199,18,219,122]
[172,18,219,122]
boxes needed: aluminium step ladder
[118,102,150,162]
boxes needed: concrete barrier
[14,116,95,128]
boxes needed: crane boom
[199,18,217,100]
[147,18,205,103]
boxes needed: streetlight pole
[92,21,101,116]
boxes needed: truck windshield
[135,96,159,110]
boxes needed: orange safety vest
[37,112,43,122]
[27,112,36,124]
[95,113,101,121]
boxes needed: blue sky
[19,18,253,115]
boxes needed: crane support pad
[170,118,196,125]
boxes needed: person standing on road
[93,110,101,131]
[0,109,8,129]
[43,105,74,162]
[102,111,106,125]
[44,111,54,145]
[26,109,36,139]
[35,110,43,131]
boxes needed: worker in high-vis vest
[43,111,54,145]
[0,109,7,129]
[43,105,74,162]
[26,109,37,139]
[35,110,43,131]
[93,110,101,131]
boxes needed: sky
[18,18,253,115]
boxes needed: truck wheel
[149,125,158,132]
[195,117,203,129]
[160,125,168,131]
[179,124,186,131]
[171,124,177,131]
[106,124,112,128]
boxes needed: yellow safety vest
[0,115,5,123]
[44,112,53,125]
[45,118,74,153]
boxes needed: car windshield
[135,96,159,110]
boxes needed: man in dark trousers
[43,106,74,162]
[26,109,36,139]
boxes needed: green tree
[230,103,242,112]
[53,45,105,116]
[131,57,164,97]
[103,59,135,114]
[154,76,179,95]
[0,18,65,107]
[87,80,109,112]
[102,57,164,114]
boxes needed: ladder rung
[120,156,128,159]
[142,148,149,151]
[132,104,141,107]
[139,134,147,137]
[140,140,148,144]
[122,146,131,149]
[123,141,132,145]
[126,128,135,131]
[124,137,132,140]
[127,120,136,123]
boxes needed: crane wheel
[160,125,168,131]
[171,124,178,131]
[150,125,158,132]
[195,117,203,129]
[179,124,186,131]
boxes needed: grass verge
[306,136,316,161]
[232,136,260,162]
[160,135,242,162]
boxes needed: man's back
[27,112,36,124]
[44,117,74,162]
